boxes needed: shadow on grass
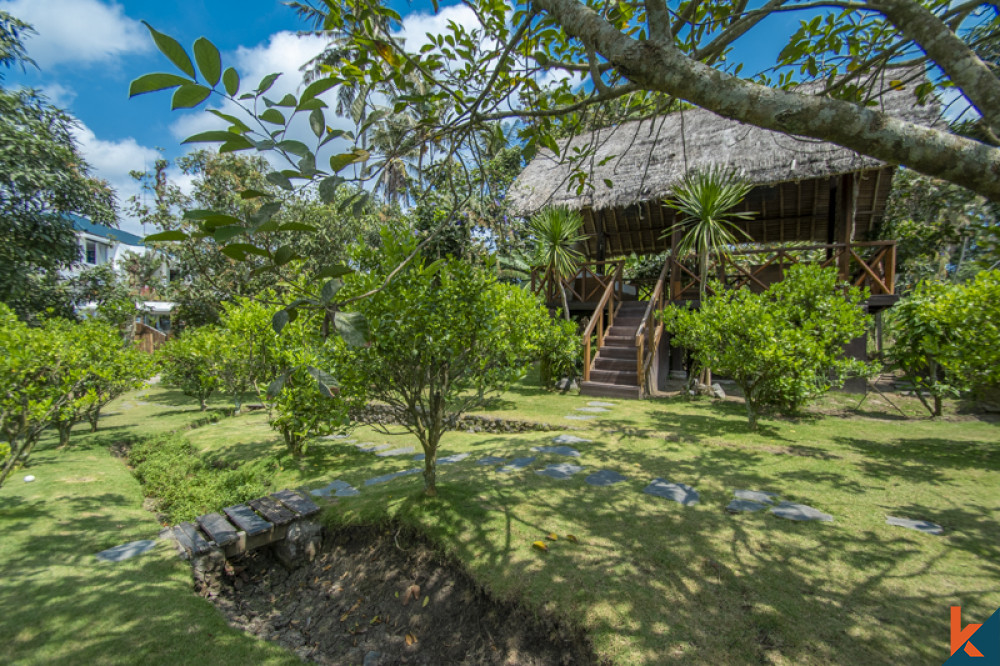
[835,436,1000,480]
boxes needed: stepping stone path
[552,435,590,444]
[411,452,471,464]
[531,445,581,457]
[727,499,769,513]
[477,456,506,465]
[375,446,415,457]
[587,401,615,407]
[321,434,356,441]
[310,480,360,498]
[769,501,833,522]
[363,468,422,486]
[355,443,391,453]
[727,489,779,513]
[886,516,943,535]
[565,415,596,421]
[575,407,610,413]
[585,470,627,486]
[96,539,157,562]
[643,479,700,506]
[536,463,585,480]
[498,456,535,473]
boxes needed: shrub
[661,264,874,429]
[159,327,224,410]
[538,317,581,388]
[129,435,277,523]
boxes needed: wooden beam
[837,173,857,280]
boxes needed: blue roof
[69,214,144,247]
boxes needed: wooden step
[594,356,635,372]
[607,325,639,338]
[611,316,643,327]
[580,381,642,399]
[598,345,638,360]
[589,369,639,386]
[604,334,637,347]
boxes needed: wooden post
[886,242,896,295]
[836,173,857,282]
[669,223,681,301]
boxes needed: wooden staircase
[581,301,646,399]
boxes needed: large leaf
[182,130,244,144]
[306,366,340,398]
[329,149,369,173]
[318,175,344,203]
[334,311,369,347]
[222,67,240,96]
[320,278,343,304]
[309,108,325,138]
[171,84,211,109]
[316,264,353,279]
[260,108,285,125]
[213,225,244,243]
[266,171,293,191]
[266,374,286,398]
[273,245,296,266]
[300,77,337,103]
[144,230,187,242]
[277,222,317,232]
[277,140,311,158]
[142,22,195,78]
[193,37,221,87]
[272,309,290,334]
[257,72,281,94]
[129,73,191,98]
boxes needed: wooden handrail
[581,264,621,383]
[634,257,670,393]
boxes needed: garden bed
[208,524,599,665]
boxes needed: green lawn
[2,380,998,665]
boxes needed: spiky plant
[528,206,587,320]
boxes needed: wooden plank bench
[171,489,321,560]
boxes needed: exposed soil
[208,525,600,666]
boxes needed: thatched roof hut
[508,84,940,258]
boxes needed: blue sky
[1,0,797,234]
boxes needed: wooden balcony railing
[669,241,897,300]
[531,260,626,307]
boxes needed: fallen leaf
[339,612,350,622]
[422,595,429,607]
[401,584,420,606]
[370,615,380,625]
[405,633,417,646]
[546,533,558,541]
[532,541,548,552]
[566,534,579,543]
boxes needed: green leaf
[183,209,219,220]
[266,374,286,398]
[250,201,282,225]
[222,67,240,96]
[277,140,311,158]
[182,130,244,144]
[318,175,343,203]
[220,138,254,153]
[274,93,298,107]
[309,108,325,138]
[260,108,285,125]
[171,84,211,109]
[272,309,290,334]
[329,149,368,173]
[266,171,293,191]
[257,72,281,94]
[300,78,337,103]
[220,245,247,260]
[320,278,343,304]
[193,37,221,87]
[142,22,196,78]
[334,311,369,347]
[316,264,353,279]
[128,73,191,97]
[239,189,274,200]
[274,245,296,266]
[277,222,317,232]
[143,230,187,242]
[306,366,340,397]
[213,225,244,243]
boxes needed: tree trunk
[88,406,101,432]
[422,442,438,496]
[57,421,72,449]
[559,283,571,321]
[199,397,207,411]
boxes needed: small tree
[529,207,586,321]
[662,265,874,429]
[336,231,560,495]
[159,327,223,410]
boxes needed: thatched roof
[508,84,940,216]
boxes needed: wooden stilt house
[508,88,938,398]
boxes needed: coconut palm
[664,165,755,384]
[529,207,587,320]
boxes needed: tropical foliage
[528,206,586,319]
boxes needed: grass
[3,379,998,664]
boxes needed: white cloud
[39,82,76,107]
[394,4,480,51]
[72,121,159,235]
[0,0,149,68]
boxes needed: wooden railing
[669,241,897,300]
[635,258,669,394]
[581,263,623,382]
[531,260,625,307]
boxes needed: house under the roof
[508,82,938,399]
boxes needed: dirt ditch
[206,525,600,665]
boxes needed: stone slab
[552,434,591,444]
[356,443,392,453]
[575,407,610,413]
[734,490,778,504]
[770,501,833,522]
[271,489,321,517]
[498,456,535,473]
[536,463,585,480]
[376,446,415,457]
[886,516,943,535]
[439,452,470,464]
[321,434,355,441]
[565,415,596,421]
[587,401,615,407]
[363,468,422,486]
[727,499,768,513]
[531,445,581,457]
[477,456,507,465]
[95,539,157,562]
[224,504,273,536]
[643,479,700,506]
[585,470,627,486]
[197,512,239,546]
[310,480,361,498]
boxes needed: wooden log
[271,489,321,518]
[197,512,239,546]
[224,503,273,537]
[249,496,297,526]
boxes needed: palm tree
[529,207,587,320]
[664,165,755,384]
